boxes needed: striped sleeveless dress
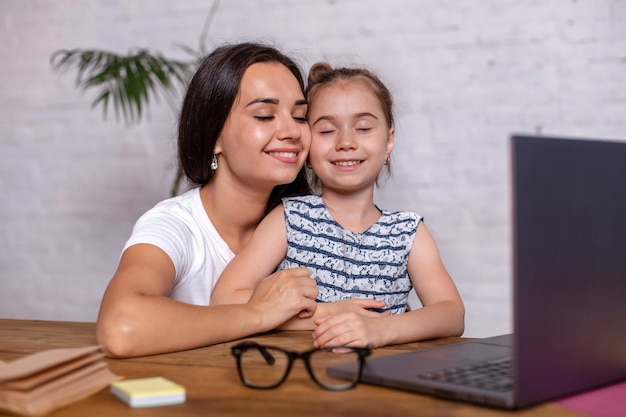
[276,195,421,314]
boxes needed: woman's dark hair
[178,42,311,214]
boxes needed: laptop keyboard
[417,358,513,393]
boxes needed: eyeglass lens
[308,348,361,389]
[238,345,361,389]
[239,346,289,388]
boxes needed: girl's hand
[311,299,392,348]
[312,312,386,349]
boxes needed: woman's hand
[247,267,319,330]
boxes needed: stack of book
[0,345,118,416]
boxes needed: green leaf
[50,48,192,125]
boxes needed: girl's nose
[335,130,357,150]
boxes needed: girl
[211,62,465,348]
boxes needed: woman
[96,42,319,358]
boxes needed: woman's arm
[210,205,294,305]
[96,243,318,358]
[311,222,465,348]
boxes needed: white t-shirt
[123,187,234,305]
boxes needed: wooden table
[0,319,584,417]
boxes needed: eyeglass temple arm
[243,342,276,365]
[233,342,277,365]
[257,345,276,365]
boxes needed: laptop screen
[512,134,626,406]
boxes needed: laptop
[328,134,626,409]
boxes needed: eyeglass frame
[231,340,372,390]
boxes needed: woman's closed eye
[255,114,307,123]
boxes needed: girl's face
[307,81,394,194]
[215,62,311,193]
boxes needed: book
[110,376,186,408]
[0,345,119,416]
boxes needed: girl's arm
[96,241,318,358]
[210,204,387,328]
[210,205,294,305]
[311,222,465,348]
[278,298,389,330]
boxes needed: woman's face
[307,81,394,194]
[215,62,311,193]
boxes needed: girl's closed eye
[314,121,337,135]
[255,115,275,121]
[355,121,374,132]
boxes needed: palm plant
[50,1,220,196]
[50,48,191,125]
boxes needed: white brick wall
[1,0,625,337]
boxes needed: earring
[211,154,218,171]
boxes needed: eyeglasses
[231,341,371,390]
